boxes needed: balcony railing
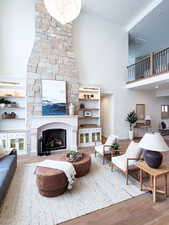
[127,47,169,83]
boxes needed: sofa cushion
[0,168,9,187]
[0,155,16,170]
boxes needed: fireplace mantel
[29,115,78,154]
[30,115,78,129]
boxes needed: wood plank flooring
[17,139,169,225]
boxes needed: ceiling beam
[126,0,163,32]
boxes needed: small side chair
[111,141,143,185]
[95,134,118,164]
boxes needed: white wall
[73,13,127,91]
[0,0,35,77]
[73,12,169,139]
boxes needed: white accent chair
[95,135,118,164]
[111,141,143,185]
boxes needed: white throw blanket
[37,160,76,190]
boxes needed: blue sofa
[0,149,17,203]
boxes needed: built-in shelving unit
[78,87,102,147]
[0,78,26,154]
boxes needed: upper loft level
[126,46,169,88]
[127,0,169,89]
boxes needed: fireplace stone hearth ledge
[29,115,78,154]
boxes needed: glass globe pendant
[44,0,81,25]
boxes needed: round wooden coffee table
[36,153,91,197]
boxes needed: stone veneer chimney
[26,0,79,151]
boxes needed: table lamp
[138,133,169,168]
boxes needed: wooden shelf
[1,118,25,120]
[0,95,25,99]
[0,107,25,110]
[79,117,99,120]
[79,99,99,101]
[79,125,101,129]
[0,129,26,133]
[79,108,99,111]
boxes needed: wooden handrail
[127,55,150,69]
[127,45,169,82]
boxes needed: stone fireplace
[26,0,79,154]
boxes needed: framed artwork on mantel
[136,104,145,120]
[42,80,67,116]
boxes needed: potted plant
[112,143,120,150]
[126,110,137,140]
[66,151,83,162]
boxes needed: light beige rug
[0,155,144,225]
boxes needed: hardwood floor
[17,139,169,225]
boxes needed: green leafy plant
[66,151,78,158]
[0,98,11,104]
[126,110,137,131]
[112,143,120,150]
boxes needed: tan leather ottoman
[36,166,68,197]
[72,153,91,178]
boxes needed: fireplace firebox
[38,129,66,156]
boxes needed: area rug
[0,155,144,225]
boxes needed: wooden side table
[137,161,169,203]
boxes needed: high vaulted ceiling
[129,0,169,60]
[82,0,158,29]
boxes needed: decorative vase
[129,130,134,140]
[0,103,5,109]
[69,103,75,115]
[144,150,163,169]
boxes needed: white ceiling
[129,0,169,59]
[82,0,155,28]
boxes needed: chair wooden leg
[95,150,97,157]
[126,170,128,185]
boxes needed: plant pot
[0,103,5,109]
[129,130,134,140]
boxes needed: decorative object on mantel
[69,103,75,115]
[126,110,137,140]
[139,133,169,168]
[44,0,81,25]
[66,151,83,162]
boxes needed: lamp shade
[138,133,169,152]
[44,0,81,25]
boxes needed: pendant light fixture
[44,0,81,25]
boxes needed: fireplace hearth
[38,129,66,156]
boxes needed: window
[161,105,169,119]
